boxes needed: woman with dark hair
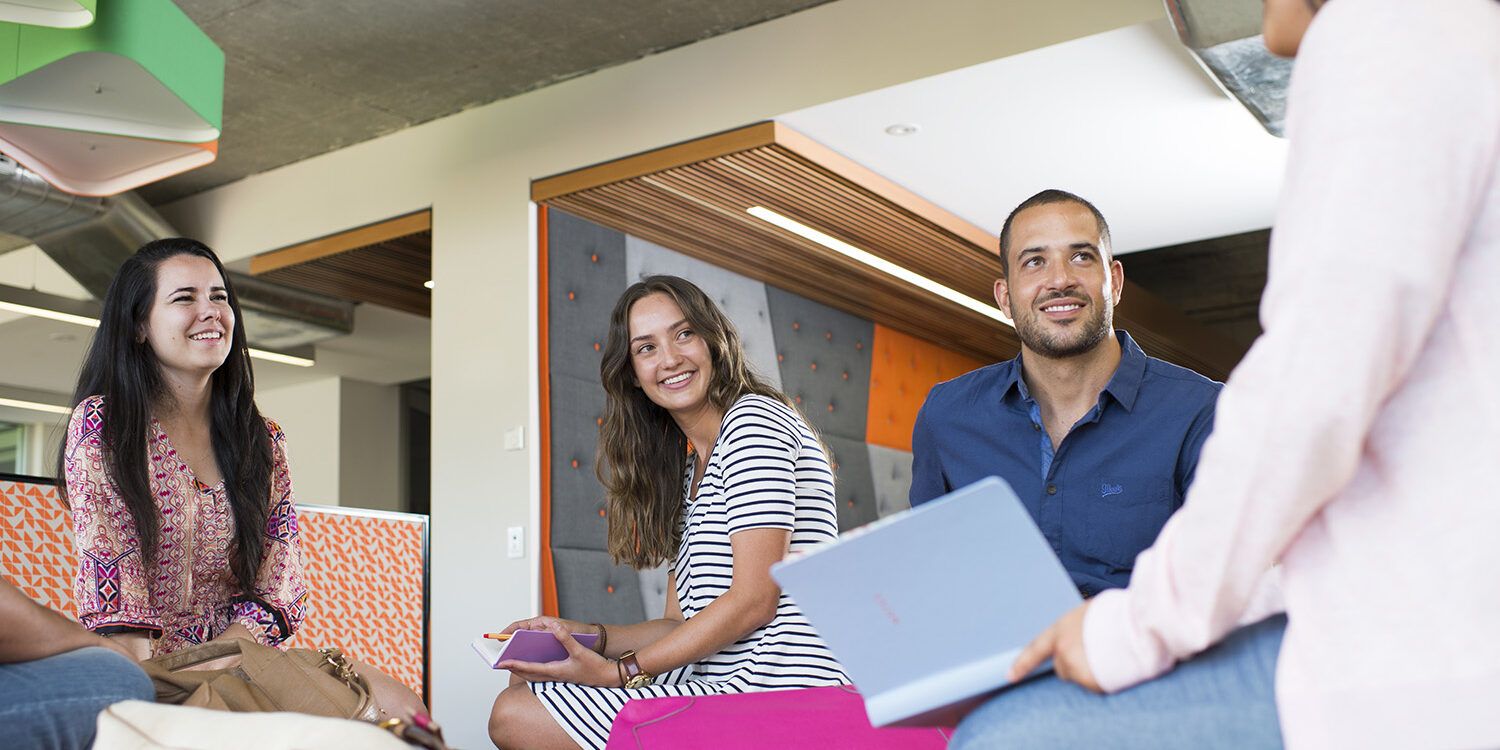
[488,275,848,750]
[60,238,424,718]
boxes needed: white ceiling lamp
[746,206,1012,327]
[0,396,71,415]
[0,0,224,195]
[0,283,317,367]
[0,0,96,28]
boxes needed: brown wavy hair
[597,275,791,568]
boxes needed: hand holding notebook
[472,629,600,669]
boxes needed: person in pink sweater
[953,1,1500,748]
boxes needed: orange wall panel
[866,325,987,451]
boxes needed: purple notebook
[471,629,600,669]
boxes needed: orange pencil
[483,633,513,641]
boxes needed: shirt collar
[1103,330,1147,413]
[998,330,1146,411]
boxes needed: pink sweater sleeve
[1082,0,1500,692]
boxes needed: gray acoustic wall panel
[823,433,878,532]
[868,444,916,518]
[549,209,627,383]
[548,373,610,550]
[553,547,648,624]
[638,563,671,621]
[624,235,782,391]
[764,285,872,441]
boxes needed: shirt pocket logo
[1100,482,1124,497]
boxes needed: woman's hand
[499,615,596,639]
[1007,601,1101,692]
[179,622,257,671]
[498,621,620,687]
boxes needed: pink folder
[605,685,951,749]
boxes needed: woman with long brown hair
[488,275,848,750]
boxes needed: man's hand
[1007,600,1102,692]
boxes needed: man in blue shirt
[910,189,1221,597]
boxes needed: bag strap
[145,639,248,672]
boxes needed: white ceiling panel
[778,19,1287,255]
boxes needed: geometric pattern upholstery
[283,508,427,697]
[0,479,74,616]
[0,479,428,697]
[544,208,987,620]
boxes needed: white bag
[94,700,410,750]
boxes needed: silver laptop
[772,476,1082,727]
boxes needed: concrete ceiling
[138,0,834,205]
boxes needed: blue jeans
[953,615,1286,750]
[0,646,155,750]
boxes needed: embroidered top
[66,394,308,657]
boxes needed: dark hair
[58,238,272,594]
[997,189,1113,275]
[596,275,792,568]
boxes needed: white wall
[256,377,341,505]
[161,0,1163,743]
[338,378,404,513]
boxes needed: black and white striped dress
[530,394,850,749]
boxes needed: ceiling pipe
[0,157,353,351]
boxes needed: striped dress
[531,394,850,748]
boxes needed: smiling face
[995,201,1123,360]
[627,292,714,418]
[141,254,235,382]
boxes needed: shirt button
[1046,484,1057,495]
[1032,423,1042,432]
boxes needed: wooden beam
[530,122,777,202]
[249,210,432,275]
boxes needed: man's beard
[1014,296,1113,359]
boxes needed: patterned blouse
[66,395,308,657]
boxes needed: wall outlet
[507,526,524,559]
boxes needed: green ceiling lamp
[0,0,223,195]
[0,0,96,29]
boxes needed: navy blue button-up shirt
[910,331,1221,596]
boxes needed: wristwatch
[617,650,655,688]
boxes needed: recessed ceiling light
[423,280,434,289]
[884,123,920,136]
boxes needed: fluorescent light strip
[746,207,1013,327]
[246,348,315,367]
[0,397,71,415]
[0,300,315,367]
[0,299,100,328]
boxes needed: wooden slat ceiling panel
[258,232,431,317]
[534,122,1240,379]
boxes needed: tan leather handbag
[141,640,380,722]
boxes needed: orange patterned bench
[0,475,429,700]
